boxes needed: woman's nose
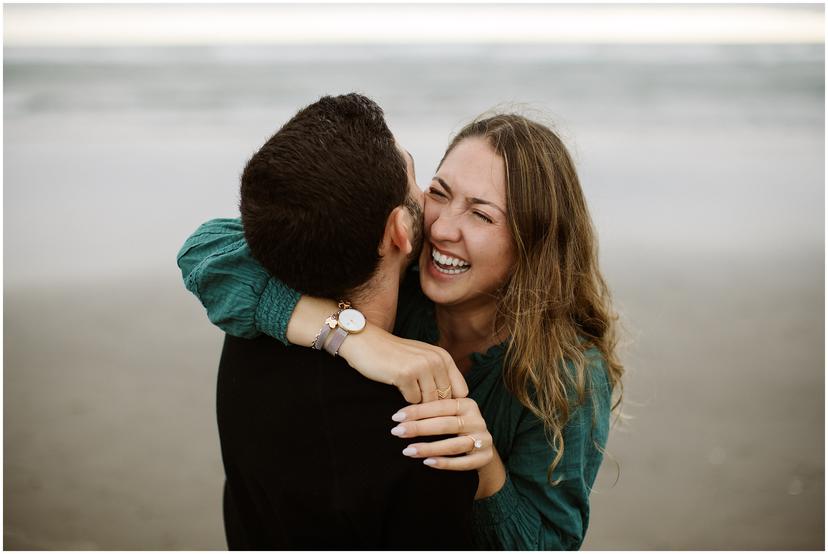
[429,208,461,243]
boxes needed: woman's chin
[419,257,469,304]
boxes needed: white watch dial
[338,308,366,333]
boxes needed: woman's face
[418,136,516,311]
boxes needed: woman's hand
[338,323,469,404]
[391,398,507,499]
[389,398,494,472]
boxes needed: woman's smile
[429,245,471,276]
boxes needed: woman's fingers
[401,435,482,458]
[397,380,422,405]
[434,348,468,399]
[418,374,440,404]
[391,416,455,438]
[392,396,494,472]
[390,343,462,404]
[421,453,492,471]
[393,345,448,404]
[418,347,455,403]
[392,398,468,424]
[391,414,483,438]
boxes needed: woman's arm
[177,217,299,341]
[287,295,470,403]
[471,357,612,550]
[177,218,468,403]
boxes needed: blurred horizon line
[5,42,824,66]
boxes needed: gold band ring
[457,416,465,434]
[456,399,461,415]
[436,385,451,399]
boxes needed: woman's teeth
[431,247,470,275]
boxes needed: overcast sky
[4,3,825,46]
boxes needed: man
[178,94,477,549]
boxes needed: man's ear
[382,206,413,257]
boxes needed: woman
[179,113,624,549]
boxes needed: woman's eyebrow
[432,176,506,215]
[470,196,506,215]
[433,176,452,194]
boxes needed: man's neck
[348,263,403,333]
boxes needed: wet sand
[4,247,823,550]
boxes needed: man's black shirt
[216,334,478,550]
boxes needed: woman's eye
[473,211,493,224]
[427,187,447,199]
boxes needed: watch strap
[313,312,340,350]
[324,327,349,356]
[313,323,334,350]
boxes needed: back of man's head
[240,93,408,299]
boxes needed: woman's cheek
[486,235,517,282]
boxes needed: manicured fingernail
[423,458,436,466]
[391,411,407,422]
[402,447,417,456]
[390,425,406,436]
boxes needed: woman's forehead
[438,137,506,202]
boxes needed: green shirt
[178,218,612,550]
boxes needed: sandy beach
[4,243,823,549]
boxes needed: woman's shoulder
[584,346,611,390]
[517,345,610,406]
[566,345,612,419]
[511,346,611,434]
[567,347,612,452]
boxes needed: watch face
[338,308,366,333]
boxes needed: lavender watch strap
[324,327,349,356]
[313,324,334,350]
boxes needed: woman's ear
[382,206,413,257]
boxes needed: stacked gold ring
[436,385,452,399]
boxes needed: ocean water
[4,43,824,285]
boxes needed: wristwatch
[312,304,347,350]
[323,307,366,356]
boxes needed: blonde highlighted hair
[442,114,624,479]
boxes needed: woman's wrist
[475,449,507,500]
[336,322,387,373]
[285,295,340,347]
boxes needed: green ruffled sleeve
[176,217,300,343]
[472,353,612,550]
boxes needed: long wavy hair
[442,114,624,479]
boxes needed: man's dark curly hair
[240,93,408,299]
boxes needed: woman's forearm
[475,448,507,500]
[285,295,340,346]
[288,298,469,405]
